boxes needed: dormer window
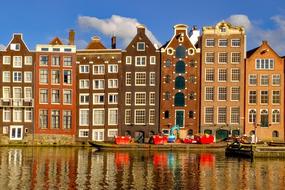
[137,42,145,51]
[10,43,20,51]
[220,27,226,32]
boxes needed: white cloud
[77,15,161,47]
[0,44,5,51]
[226,14,285,55]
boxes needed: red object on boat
[115,136,131,144]
[194,134,214,144]
[152,135,168,145]
[183,138,198,144]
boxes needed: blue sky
[1,0,285,54]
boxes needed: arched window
[260,110,268,127]
[175,61,185,73]
[189,111,194,118]
[272,110,280,123]
[175,76,185,89]
[175,93,185,106]
[165,75,171,83]
[164,111,169,118]
[176,46,186,58]
[164,92,171,100]
[249,110,256,123]
[165,59,171,67]
[272,130,279,137]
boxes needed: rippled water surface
[0,147,284,190]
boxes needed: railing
[0,98,34,107]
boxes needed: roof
[86,36,106,49]
[49,37,64,45]
[246,47,259,58]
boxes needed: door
[216,129,229,141]
[10,126,23,140]
[175,110,184,128]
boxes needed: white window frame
[24,71,32,83]
[272,74,281,86]
[149,72,155,86]
[108,79,118,88]
[218,39,228,47]
[3,108,11,122]
[2,71,10,83]
[137,42,145,51]
[24,56,33,65]
[79,109,89,126]
[205,39,215,47]
[108,129,118,137]
[205,52,214,64]
[126,56,132,65]
[2,87,10,100]
[125,92,131,105]
[9,125,23,140]
[135,56,147,66]
[79,93,89,105]
[150,56,156,65]
[218,52,228,64]
[24,108,33,122]
[108,108,118,125]
[108,93,118,104]
[231,68,240,82]
[149,109,155,125]
[93,79,105,90]
[249,74,257,86]
[63,89,72,105]
[149,92,155,105]
[126,72,131,86]
[92,129,104,141]
[24,87,32,100]
[231,39,241,47]
[134,109,146,125]
[3,56,11,65]
[93,93,105,105]
[79,129,89,138]
[13,108,22,122]
[13,71,22,83]
[125,109,131,124]
[135,92,146,105]
[135,72,146,86]
[79,65,89,73]
[108,64,118,73]
[79,79,89,89]
[13,56,22,68]
[93,65,105,75]
[93,108,105,126]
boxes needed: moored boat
[225,141,253,158]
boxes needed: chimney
[137,25,146,34]
[69,29,75,45]
[111,35,116,49]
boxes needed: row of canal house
[0,21,284,144]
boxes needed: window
[149,109,155,124]
[164,111,170,119]
[3,87,10,99]
[205,87,214,101]
[205,52,215,63]
[40,55,48,66]
[176,46,186,58]
[10,126,23,140]
[39,69,48,84]
[231,107,240,124]
[164,92,171,100]
[3,71,10,82]
[218,87,227,101]
[80,109,89,126]
[165,59,171,67]
[272,131,279,138]
[63,90,72,104]
[13,108,22,122]
[93,109,104,125]
[108,109,118,125]
[260,110,268,127]
[51,110,60,129]
[125,92,131,105]
[135,109,146,124]
[249,75,257,85]
[231,39,240,47]
[219,39,228,47]
[135,92,146,105]
[175,76,185,89]
[189,111,194,119]
[93,93,104,105]
[205,107,214,123]
[52,56,60,66]
[218,52,228,63]
[272,75,280,86]
[108,129,118,137]
[52,89,60,104]
[108,93,118,104]
[150,72,155,86]
[126,72,132,86]
[93,65,105,74]
[135,72,146,86]
[126,56,132,64]
[93,79,105,89]
[249,91,257,104]
[255,59,274,70]
[261,91,268,104]
[3,108,11,122]
[175,61,185,73]
[231,87,240,101]
[24,72,32,83]
[108,64,118,73]
[205,69,214,82]
[3,56,11,65]
[79,129,89,138]
[125,109,131,124]
[63,70,72,84]
[218,69,227,82]
[231,69,240,81]
[79,79,89,89]
[231,52,241,63]
[80,65,89,73]
[137,42,145,51]
[40,89,48,103]
[25,108,32,122]
[206,39,215,47]
[149,92,155,105]
[80,94,89,104]
[272,91,280,104]
[189,92,196,100]
[174,93,185,106]
[13,72,22,82]
[92,129,104,141]
[63,57,72,66]
[260,75,269,86]
[13,56,22,67]
[218,107,227,124]
[150,56,156,65]
[24,56,33,65]
[10,43,20,51]
[249,110,256,123]
[52,70,60,84]
[108,79,118,88]
[135,56,146,66]
[272,110,280,123]
[24,87,32,99]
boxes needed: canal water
[0,147,284,190]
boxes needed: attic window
[64,48,72,52]
[137,42,145,51]
[10,43,20,51]
[41,48,49,52]
[220,27,226,32]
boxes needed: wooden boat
[89,141,227,151]
[225,141,253,158]
[268,142,285,147]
